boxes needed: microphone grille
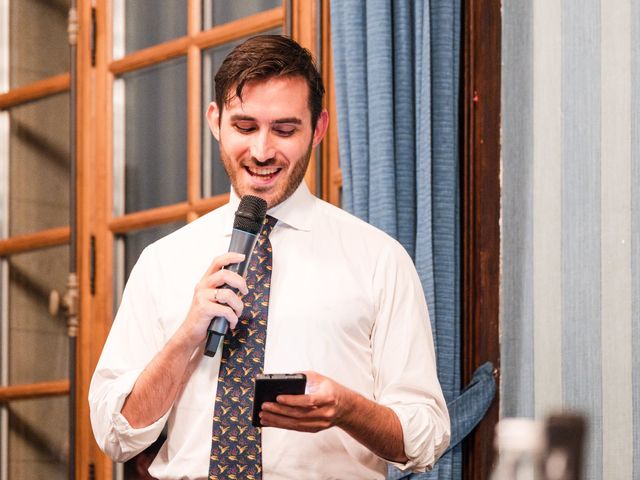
[233,195,268,234]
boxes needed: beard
[218,140,313,209]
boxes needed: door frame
[461,0,502,478]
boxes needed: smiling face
[207,75,328,208]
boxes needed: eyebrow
[272,117,302,125]
[229,114,302,125]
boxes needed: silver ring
[213,289,218,301]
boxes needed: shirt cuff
[386,404,448,473]
[106,369,170,461]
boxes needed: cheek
[280,139,309,163]
[220,134,248,158]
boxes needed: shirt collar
[224,182,315,236]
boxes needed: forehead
[222,76,311,122]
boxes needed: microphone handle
[204,228,259,357]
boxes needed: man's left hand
[260,370,409,463]
[259,371,353,432]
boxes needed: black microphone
[204,195,268,357]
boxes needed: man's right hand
[121,252,248,428]
[179,252,249,350]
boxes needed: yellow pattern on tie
[209,215,277,480]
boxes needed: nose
[250,131,276,163]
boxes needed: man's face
[207,76,328,208]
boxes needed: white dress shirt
[89,183,450,479]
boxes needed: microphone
[204,195,268,357]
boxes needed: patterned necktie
[209,214,277,480]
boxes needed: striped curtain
[501,0,640,478]
[330,1,495,478]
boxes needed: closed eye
[234,122,256,133]
[273,127,296,137]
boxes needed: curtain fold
[330,1,495,478]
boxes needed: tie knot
[260,215,278,238]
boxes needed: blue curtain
[330,1,496,478]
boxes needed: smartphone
[251,373,307,427]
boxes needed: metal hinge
[88,463,95,480]
[90,7,97,67]
[90,235,96,295]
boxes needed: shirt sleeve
[88,246,170,462]
[370,241,451,472]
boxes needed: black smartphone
[251,373,307,427]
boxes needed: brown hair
[214,35,325,129]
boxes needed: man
[90,35,449,479]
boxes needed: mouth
[244,166,283,182]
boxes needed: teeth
[248,167,279,175]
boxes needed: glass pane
[202,0,282,30]
[114,0,187,58]
[7,396,68,478]
[117,58,187,214]
[9,93,70,236]
[7,245,69,384]
[9,0,70,89]
[201,29,282,198]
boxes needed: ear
[312,109,329,148]
[206,102,221,141]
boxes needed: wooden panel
[291,0,319,195]
[462,0,502,478]
[90,0,115,477]
[0,73,70,110]
[187,0,202,207]
[290,0,317,59]
[0,380,69,402]
[0,227,70,256]
[108,203,190,234]
[109,36,190,75]
[188,0,201,36]
[331,169,342,188]
[76,0,101,477]
[187,47,202,207]
[193,7,284,50]
[192,193,229,216]
[321,0,341,206]
[109,7,283,80]
[107,195,230,233]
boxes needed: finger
[275,394,330,408]
[299,371,323,393]
[203,270,249,296]
[261,401,316,418]
[217,304,240,330]
[259,411,329,432]
[205,303,239,330]
[207,288,245,318]
[200,252,245,281]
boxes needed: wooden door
[71,1,338,479]
[0,1,338,479]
